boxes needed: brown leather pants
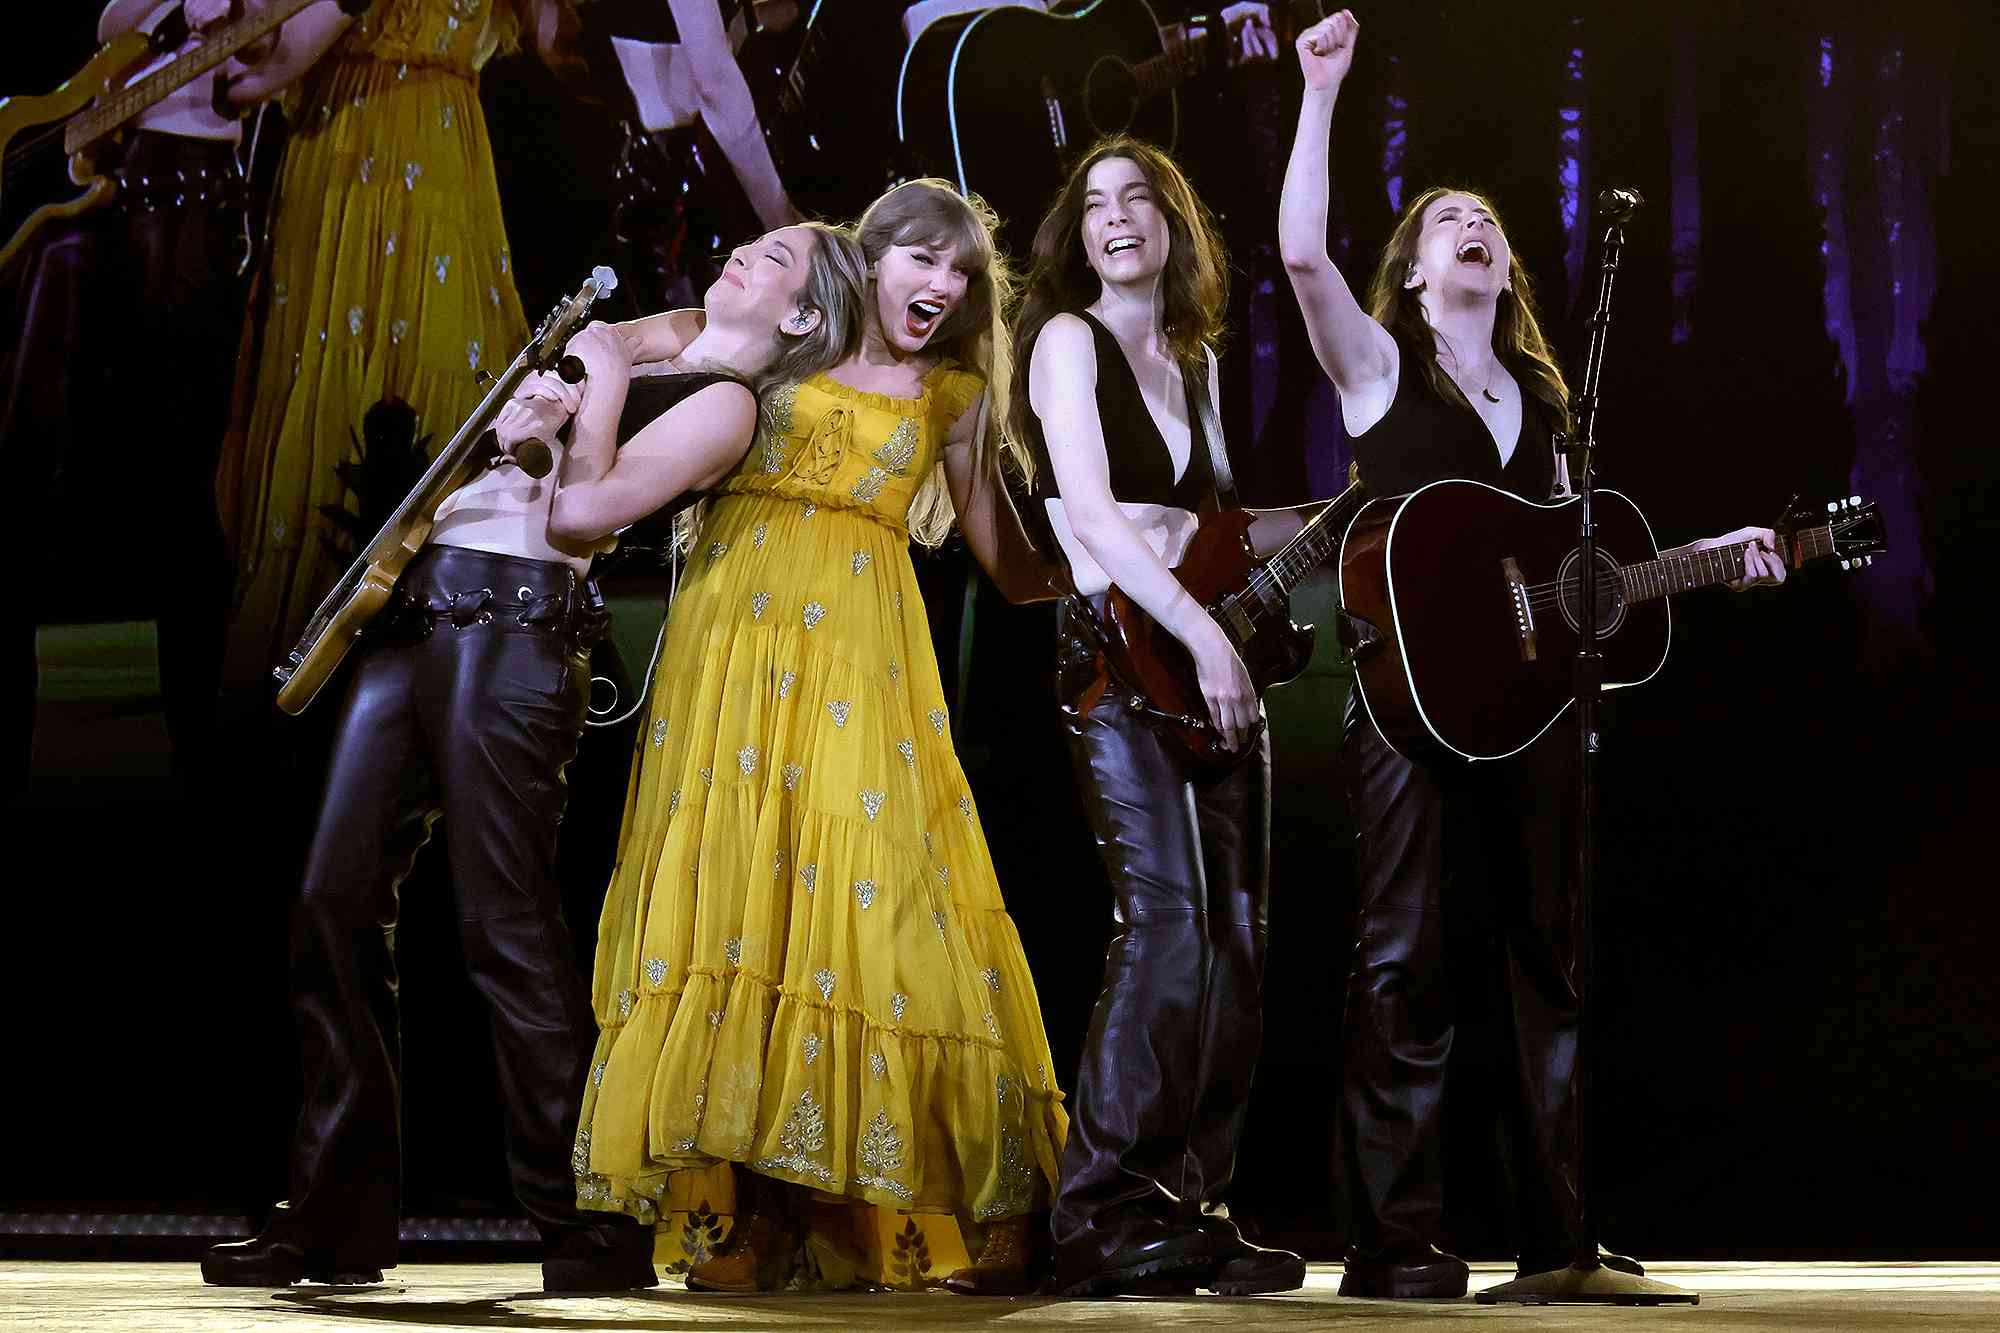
[1336,693,1583,1263]
[1049,598,1272,1267]
[278,546,606,1263]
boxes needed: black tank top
[1026,311,1217,514]
[609,369,754,553]
[1350,330,1557,500]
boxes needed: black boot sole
[1210,1254,1308,1296]
[200,1259,385,1287]
[1338,1263,1467,1300]
[1055,1251,1213,1298]
[542,1258,660,1293]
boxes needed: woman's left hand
[1697,526,1788,591]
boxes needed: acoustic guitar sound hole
[1083,56,1141,135]
[1554,547,1629,639]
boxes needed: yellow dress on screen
[218,0,530,685]
[577,365,1068,1279]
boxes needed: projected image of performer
[217,0,599,696]
[1280,11,1785,1299]
[588,0,797,315]
[1010,136,1306,1299]
[198,220,865,1291]
[0,0,308,791]
[572,180,1067,1297]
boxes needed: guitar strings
[4,123,74,179]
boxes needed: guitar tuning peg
[1864,555,1873,566]
[1848,495,1862,507]
[1827,501,1840,513]
[1840,558,1852,571]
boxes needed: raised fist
[1296,9,1359,91]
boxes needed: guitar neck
[67,0,316,153]
[1264,481,1366,596]
[1618,523,1832,603]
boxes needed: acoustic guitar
[272,266,619,715]
[1336,481,1889,761]
[896,0,1322,243]
[0,0,370,277]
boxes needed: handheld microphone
[488,265,618,479]
[507,353,589,477]
[1595,185,1645,220]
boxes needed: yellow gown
[219,0,530,686]
[578,365,1068,1280]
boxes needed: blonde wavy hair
[675,222,869,553]
[854,179,1026,549]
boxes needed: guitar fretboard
[1617,524,1830,602]
[1263,481,1365,597]
[66,0,316,154]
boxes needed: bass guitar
[0,0,370,277]
[1336,480,1888,762]
[272,266,620,715]
[1085,480,1368,766]
[896,0,1321,245]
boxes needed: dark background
[3,0,1994,1262]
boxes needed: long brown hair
[855,179,1023,548]
[1008,136,1229,453]
[1366,185,1571,433]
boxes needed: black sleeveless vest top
[1026,311,1217,514]
[1350,330,1557,500]
[611,369,753,549]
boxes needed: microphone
[1595,185,1645,220]
[485,357,587,479]
[495,265,617,478]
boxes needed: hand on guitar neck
[1661,525,1788,591]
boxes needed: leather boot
[201,1231,385,1287]
[1194,1213,1304,1296]
[542,1218,659,1293]
[685,1177,798,1293]
[943,1214,1042,1296]
[1338,1244,1468,1300]
[1046,1221,1221,1298]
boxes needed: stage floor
[4,1262,2000,1330]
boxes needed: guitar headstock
[1778,495,1889,572]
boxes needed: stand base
[1476,1263,1699,1305]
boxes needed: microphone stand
[1476,196,1696,1307]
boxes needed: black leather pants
[1335,694,1581,1263]
[280,546,605,1262]
[1049,599,1272,1265]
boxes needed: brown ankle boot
[685,1189,797,1293]
[943,1214,1041,1296]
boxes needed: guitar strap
[1183,347,1239,511]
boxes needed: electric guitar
[272,266,619,715]
[0,0,370,277]
[896,0,1322,244]
[1084,481,1368,766]
[1336,481,1889,762]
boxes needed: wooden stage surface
[4,1262,2000,1330]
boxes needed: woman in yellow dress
[576,180,1067,1294]
[216,0,585,687]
